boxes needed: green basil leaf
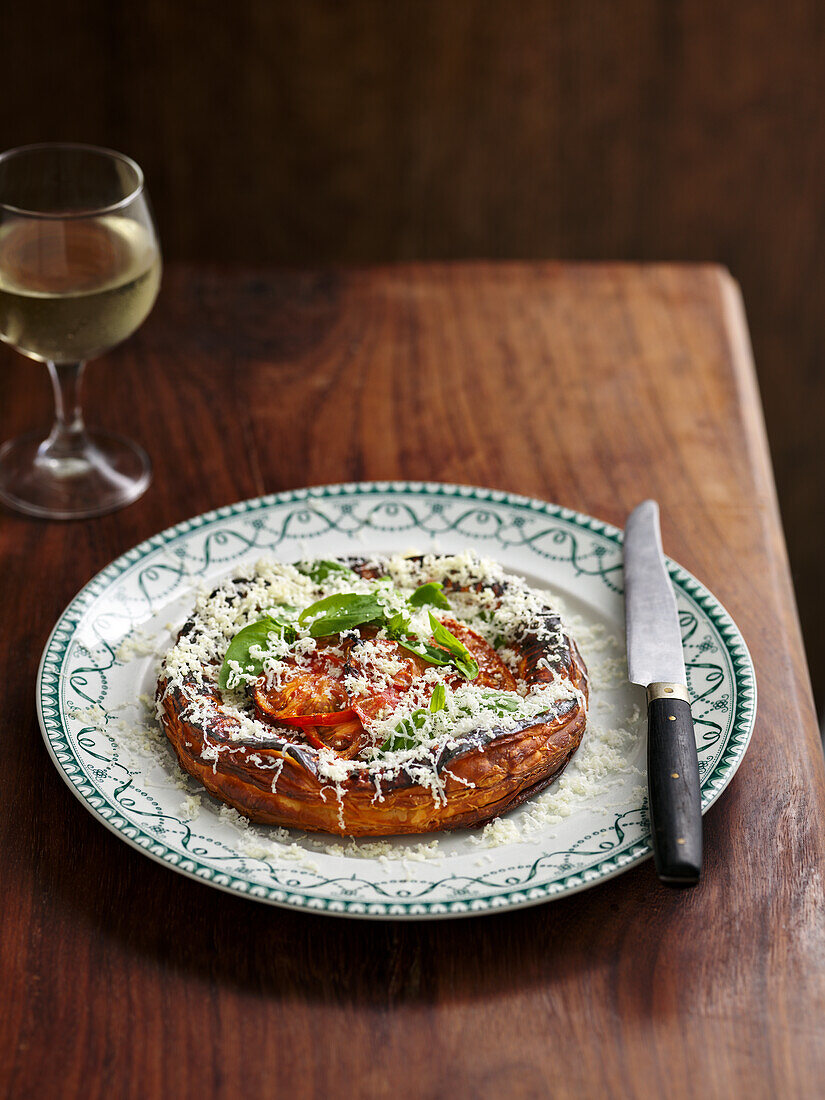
[381,733,416,753]
[396,637,453,666]
[380,690,525,754]
[428,612,479,680]
[408,581,451,610]
[218,615,296,690]
[263,603,299,620]
[298,592,386,636]
[388,615,454,667]
[386,613,450,665]
[386,611,412,636]
[296,559,358,585]
[381,709,429,753]
[456,655,479,680]
[477,688,522,715]
[429,684,447,712]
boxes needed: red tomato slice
[277,707,357,728]
[252,642,350,728]
[345,638,430,722]
[352,690,406,728]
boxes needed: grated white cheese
[115,628,159,663]
[179,793,203,820]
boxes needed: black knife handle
[647,696,702,885]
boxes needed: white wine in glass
[0,144,161,519]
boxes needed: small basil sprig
[380,687,524,755]
[225,569,478,684]
[296,559,358,585]
[426,612,479,680]
[395,635,453,667]
[476,688,522,715]
[408,581,451,610]
[386,612,452,666]
[218,615,296,689]
[298,592,386,637]
[381,708,428,753]
[387,611,478,681]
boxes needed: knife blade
[624,500,702,885]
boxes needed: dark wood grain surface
[1,263,823,1099]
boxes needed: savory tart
[156,552,588,836]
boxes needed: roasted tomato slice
[276,707,357,727]
[437,619,517,691]
[345,636,430,693]
[304,716,370,758]
[352,689,407,729]
[253,670,350,723]
[344,637,431,730]
[252,645,350,728]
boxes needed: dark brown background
[1,0,823,706]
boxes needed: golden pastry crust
[156,557,589,836]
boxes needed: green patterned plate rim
[36,481,757,919]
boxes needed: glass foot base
[0,430,151,519]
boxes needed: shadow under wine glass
[0,143,161,519]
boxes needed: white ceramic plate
[37,482,756,919]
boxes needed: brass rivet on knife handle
[647,682,690,703]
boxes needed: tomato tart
[156,552,588,836]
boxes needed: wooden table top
[1,262,823,1099]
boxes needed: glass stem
[34,361,94,474]
[40,361,89,459]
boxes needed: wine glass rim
[0,142,145,219]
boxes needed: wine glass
[0,143,161,519]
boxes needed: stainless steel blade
[623,500,686,687]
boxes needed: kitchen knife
[624,500,702,885]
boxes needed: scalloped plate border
[36,481,757,919]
